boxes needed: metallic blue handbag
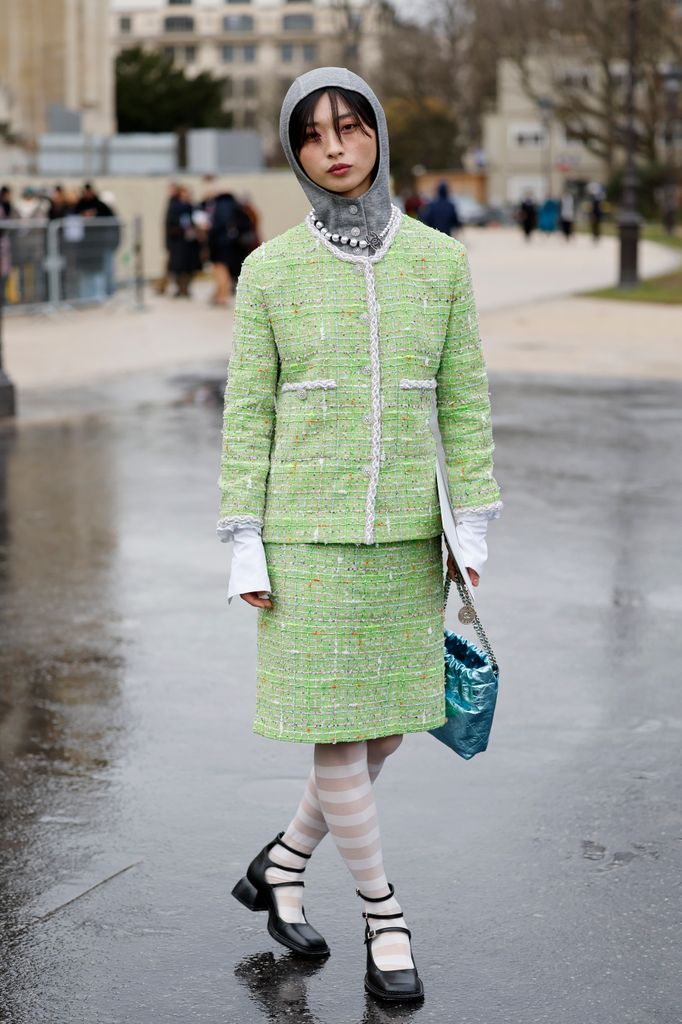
[429,566,500,760]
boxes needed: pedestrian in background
[402,188,425,219]
[559,188,575,241]
[206,190,251,306]
[517,191,538,241]
[218,66,502,1005]
[0,187,13,307]
[237,192,261,259]
[70,182,117,303]
[166,185,201,298]
[587,182,605,243]
[420,180,461,237]
[156,182,180,295]
[48,185,72,220]
[538,195,559,234]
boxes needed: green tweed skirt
[254,537,447,744]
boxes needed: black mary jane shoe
[231,831,330,958]
[357,883,424,1003]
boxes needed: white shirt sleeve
[223,525,272,606]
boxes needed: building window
[244,110,257,128]
[283,14,314,30]
[185,45,196,63]
[509,123,546,148]
[243,44,256,62]
[559,70,591,90]
[169,0,192,4]
[223,15,254,31]
[164,16,194,32]
[163,46,175,61]
[222,45,234,62]
[281,43,294,63]
[244,77,257,98]
[119,15,131,33]
[223,77,234,100]
[302,43,316,62]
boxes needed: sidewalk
[3,228,681,407]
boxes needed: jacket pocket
[280,378,337,400]
[399,378,437,391]
[272,378,338,464]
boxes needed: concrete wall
[0,172,311,279]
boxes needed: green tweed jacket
[217,209,501,545]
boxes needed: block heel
[231,831,330,958]
[232,875,267,911]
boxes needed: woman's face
[297,93,377,200]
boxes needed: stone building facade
[110,0,381,156]
[0,0,114,144]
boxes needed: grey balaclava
[279,67,392,251]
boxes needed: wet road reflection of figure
[218,67,501,1005]
[234,950,423,1024]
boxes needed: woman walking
[217,67,502,1003]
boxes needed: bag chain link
[443,567,499,674]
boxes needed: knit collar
[279,67,394,254]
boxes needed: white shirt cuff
[453,513,490,576]
[226,526,272,605]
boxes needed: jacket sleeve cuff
[226,526,272,605]
[217,514,265,543]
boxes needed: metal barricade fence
[0,216,136,312]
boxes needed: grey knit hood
[279,67,393,251]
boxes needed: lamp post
[662,66,681,236]
[618,0,641,288]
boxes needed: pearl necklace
[311,213,392,252]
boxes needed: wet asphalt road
[0,365,681,1024]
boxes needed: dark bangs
[289,87,378,159]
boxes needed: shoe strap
[268,880,305,889]
[365,924,412,942]
[355,882,395,902]
[267,860,306,873]
[362,910,404,920]
[274,834,312,860]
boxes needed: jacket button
[363,412,372,424]
[359,312,369,323]
[354,264,364,275]
[298,390,307,400]
[349,205,358,214]
[362,364,372,374]
[351,227,360,237]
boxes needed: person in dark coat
[517,192,538,241]
[207,192,253,304]
[166,185,202,297]
[420,181,461,236]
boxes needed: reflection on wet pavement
[1,373,681,1023]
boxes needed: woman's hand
[447,551,479,587]
[241,592,273,609]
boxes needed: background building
[110,0,381,157]
[483,57,606,205]
[0,0,114,146]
